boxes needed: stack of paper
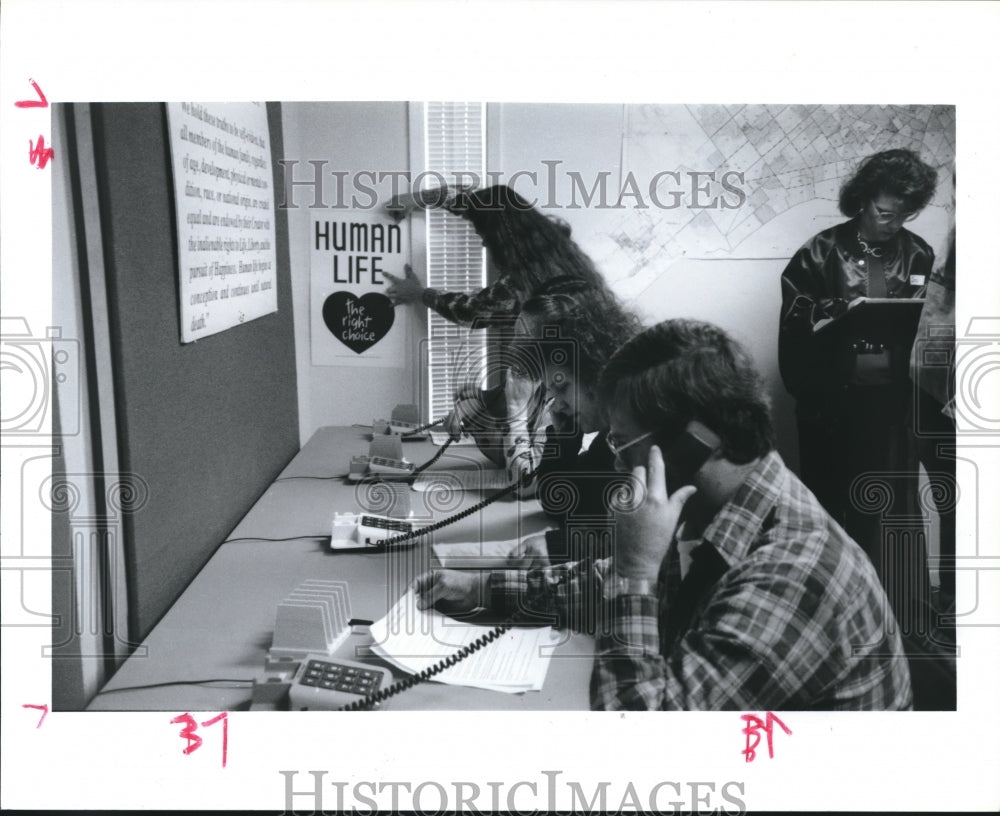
[271,579,351,657]
[368,591,559,694]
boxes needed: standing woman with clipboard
[778,149,938,598]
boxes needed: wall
[281,102,423,445]
[90,102,299,641]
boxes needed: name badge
[910,274,926,286]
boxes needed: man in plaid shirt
[414,319,912,710]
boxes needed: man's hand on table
[412,569,489,612]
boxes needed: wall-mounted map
[583,104,955,298]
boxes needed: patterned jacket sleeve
[452,383,507,468]
[453,380,547,477]
[421,275,520,327]
[502,376,549,497]
[487,558,611,629]
[590,580,807,711]
[590,550,911,711]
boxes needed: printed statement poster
[167,101,278,342]
[310,210,409,366]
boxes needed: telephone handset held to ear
[661,420,721,494]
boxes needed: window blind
[424,102,486,420]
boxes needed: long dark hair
[838,148,938,216]
[449,185,606,297]
[519,278,644,391]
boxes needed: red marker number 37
[170,712,229,768]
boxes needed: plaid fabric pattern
[422,275,520,327]
[491,451,913,711]
[489,558,613,632]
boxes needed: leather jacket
[779,218,934,401]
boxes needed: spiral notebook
[367,591,559,693]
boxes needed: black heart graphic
[322,291,395,354]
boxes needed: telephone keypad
[299,659,385,696]
[369,456,413,472]
[359,515,413,534]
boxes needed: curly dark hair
[518,278,645,391]
[838,148,939,216]
[599,319,774,463]
[448,185,606,298]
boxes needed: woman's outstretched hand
[384,264,425,306]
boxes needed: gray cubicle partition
[90,102,299,641]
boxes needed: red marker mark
[170,712,203,755]
[170,711,229,767]
[29,135,54,169]
[201,712,229,768]
[23,703,49,728]
[15,79,48,108]
[740,711,792,762]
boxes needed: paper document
[433,537,520,567]
[433,536,555,569]
[368,591,559,693]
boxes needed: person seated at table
[439,274,643,564]
[503,277,644,566]
[441,278,642,504]
[414,319,913,710]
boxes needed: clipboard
[813,297,924,345]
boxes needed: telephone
[371,403,437,438]
[251,579,513,711]
[349,409,460,482]
[661,420,721,494]
[331,512,416,550]
[252,653,393,711]
[348,434,415,482]
[348,454,415,481]
[254,623,512,711]
[250,580,397,710]
[288,655,394,710]
[374,419,423,437]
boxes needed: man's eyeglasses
[606,430,654,458]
